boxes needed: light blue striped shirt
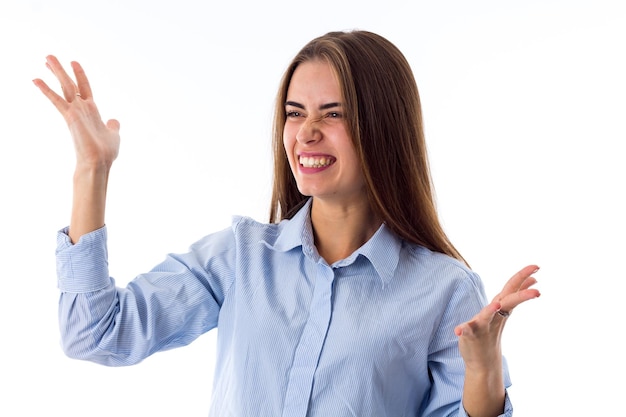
[56,199,512,416]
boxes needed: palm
[454,265,541,369]
[33,55,120,168]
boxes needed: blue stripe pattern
[56,199,513,416]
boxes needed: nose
[295,116,322,145]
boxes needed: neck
[310,196,382,265]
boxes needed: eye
[286,110,302,118]
[325,111,342,119]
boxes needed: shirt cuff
[461,390,513,417]
[56,225,111,293]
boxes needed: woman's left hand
[454,264,541,370]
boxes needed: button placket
[281,263,335,416]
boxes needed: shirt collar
[266,198,402,286]
[268,198,314,254]
[349,222,401,286]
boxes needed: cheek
[283,125,297,155]
[282,132,296,168]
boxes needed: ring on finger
[497,310,511,318]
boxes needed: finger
[32,78,69,113]
[45,55,78,102]
[106,119,121,132]
[71,61,93,100]
[454,322,466,337]
[519,276,538,291]
[482,300,502,322]
[501,287,541,312]
[454,301,500,337]
[497,265,540,299]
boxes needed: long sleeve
[54,203,517,416]
[423,269,513,417]
[56,225,236,366]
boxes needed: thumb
[106,119,120,131]
[454,322,467,337]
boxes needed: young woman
[34,30,540,417]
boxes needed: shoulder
[401,242,483,291]
[230,215,284,245]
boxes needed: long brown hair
[269,30,466,265]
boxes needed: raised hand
[454,265,540,416]
[454,265,541,368]
[33,55,120,169]
[33,56,121,242]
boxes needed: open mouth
[299,155,336,168]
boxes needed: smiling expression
[283,60,366,204]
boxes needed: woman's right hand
[33,55,120,170]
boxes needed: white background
[1,0,624,415]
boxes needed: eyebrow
[285,101,342,110]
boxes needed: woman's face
[283,60,365,205]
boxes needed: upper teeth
[299,156,333,168]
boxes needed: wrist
[73,160,112,178]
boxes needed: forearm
[462,364,505,417]
[69,163,110,243]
